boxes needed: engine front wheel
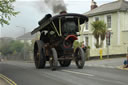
[59,60,71,67]
[49,48,58,71]
[74,47,85,69]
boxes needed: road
[0,58,128,85]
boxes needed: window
[84,22,89,31]
[85,37,89,46]
[85,22,88,30]
[124,12,128,30]
[107,15,111,28]
[95,17,99,21]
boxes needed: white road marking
[100,65,106,68]
[62,70,94,77]
[86,64,92,66]
[86,64,116,69]
[108,66,115,68]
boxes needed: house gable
[85,0,128,17]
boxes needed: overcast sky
[0,0,117,38]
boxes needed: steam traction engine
[31,13,88,70]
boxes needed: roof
[0,37,14,42]
[16,32,36,40]
[85,0,128,17]
[0,37,13,40]
[31,13,88,35]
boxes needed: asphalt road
[0,58,128,85]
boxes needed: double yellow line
[0,74,17,85]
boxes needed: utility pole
[23,28,26,60]
[107,44,109,58]
[16,26,26,60]
[0,30,1,58]
[106,31,111,59]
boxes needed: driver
[62,21,77,36]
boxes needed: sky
[0,0,117,38]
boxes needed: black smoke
[44,0,67,13]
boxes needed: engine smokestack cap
[60,11,67,14]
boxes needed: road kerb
[0,74,17,85]
[116,65,128,71]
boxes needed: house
[16,32,38,60]
[16,32,38,45]
[80,0,128,57]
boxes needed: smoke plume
[44,0,67,13]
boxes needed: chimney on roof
[91,0,98,10]
[118,0,124,1]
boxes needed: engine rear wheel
[74,47,85,69]
[34,40,46,69]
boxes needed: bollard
[99,48,103,60]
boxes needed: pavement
[85,57,125,68]
[86,57,128,70]
[0,78,9,85]
[0,57,128,85]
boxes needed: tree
[0,39,24,56]
[0,0,19,26]
[91,21,107,48]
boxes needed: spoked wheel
[59,60,71,67]
[34,40,46,69]
[74,47,85,69]
[49,48,58,71]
